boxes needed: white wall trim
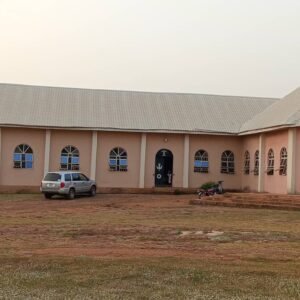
[258,133,265,192]
[44,129,51,175]
[183,134,190,188]
[90,131,98,180]
[139,133,147,188]
[287,128,296,194]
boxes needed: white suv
[41,171,97,199]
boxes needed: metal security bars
[221,150,235,174]
[279,147,287,176]
[267,149,274,175]
[244,151,250,175]
[254,150,259,176]
[109,147,128,171]
[60,146,80,170]
[13,144,33,169]
[194,150,209,173]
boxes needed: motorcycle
[198,181,224,199]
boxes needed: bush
[174,189,182,195]
[200,181,216,190]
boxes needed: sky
[0,0,299,98]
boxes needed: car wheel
[89,185,96,197]
[44,193,52,199]
[67,188,75,200]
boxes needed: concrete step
[191,199,300,211]
[190,193,300,211]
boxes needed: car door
[79,173,90,192]
[71,173,83,193]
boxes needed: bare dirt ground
[1,193,300,262]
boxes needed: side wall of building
[0,127,297,193]
[241,134,260,192]
[49,130,93,177]
[189,135,242,190]
[96,131,141,188]
[144,133,185,188]
[0,127,45,187]
[263,130,288,194]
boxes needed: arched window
[243,151,250,175]
[109,147,128,171]
[254,150,259,176]
[13,144,33,169]
[267,149,274,175]
[60,146,80,170]
[194,150,209,173]
[279,147,288,176]
[221,150,235,174]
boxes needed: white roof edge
[238,124,298,136]
[0,124,237,136]
[1,123,296,136]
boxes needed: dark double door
[155,149,173,187]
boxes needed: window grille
[267,149,274,175]
[221,150,235,174]
[13,144,33,169]
[60,146,80,170]
[194,150,209,173]
[109,147,128,171]
[243,151,250,175]
[254,150,259,176]
[279,147,287,176]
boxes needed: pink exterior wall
[264,129,288,194]
[49,130,92,176]
[0,128,45,186]
[241,134,259,192]
[296,128,300,194]
[96,132,141,188]
[145,133,184,188]
[0,127,297,194]
[189,135,242,190]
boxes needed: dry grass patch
[0,194,300,299]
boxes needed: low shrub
[200,181,216,190]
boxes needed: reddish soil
[1,194,299,261]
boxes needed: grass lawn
[0,194,300,299]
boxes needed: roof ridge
[0,82,279,100]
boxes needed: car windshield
[44,173,61,182]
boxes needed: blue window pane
[120,159,127,166]
[25,154,33,161]
[201,161,209,168]
[60,156,68,164]
[194,160,201,167]
[14,153,22,161]
[109,159,116,166]
[71,157,79,164]
[25,162,33,169]
[194,160,208,168]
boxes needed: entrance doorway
[155,149,173,187]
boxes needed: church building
[0,83,299,194]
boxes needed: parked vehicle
[41,171,97,199]
[198,181,224,199]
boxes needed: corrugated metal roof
[0,83,278,134]
[240,87,300,133]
